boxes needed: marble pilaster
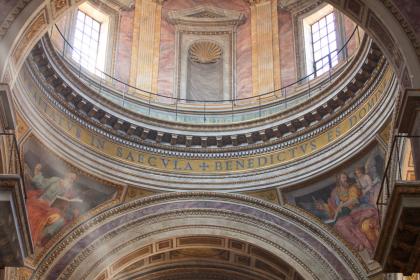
[129,0,162,96]
[250,0,281,96]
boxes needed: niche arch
[187,40,224,101]
[167,5,246,101]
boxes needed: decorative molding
[0,0,32,40]
[166,5,245,25]
[104,236,301,280]
[21,55,391,171]
[366,10,403,73]
[380,0,420,73]
[28,193,368,280]
[29,34,382,153]
[188,41,222,64]
[50,0,69,19]
[12,9,49,68]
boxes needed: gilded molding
[15,112,30,141]
[50,0,69,19]
[12,9,48,67]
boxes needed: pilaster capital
[151,0,167,5]
[245,0,271,6]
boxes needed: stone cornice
[28,35,383,153]
[24,49,389,157]
[12,57,396,190]
[166,5,246,26]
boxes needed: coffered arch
[30,193,368,280]
[103,236,305,280]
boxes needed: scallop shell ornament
[189,41,222,64]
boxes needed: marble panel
[115,9,135,84]
[157,17,175,98]
[278,8,296,88]
[343,14,358,58]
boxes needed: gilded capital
[245,0,270,5]
[151,0,166,4]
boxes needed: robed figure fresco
[23,137,118,249]
[26,163,83,246]
[287,147,384,257]
[315,171,379,256]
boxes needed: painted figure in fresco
[317,171,379,256]
[295,151,383,257]
[354,166,374,204]
[26,163,82,246]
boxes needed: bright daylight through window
[310,12,338,76]
[72,10,102,75]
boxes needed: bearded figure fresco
[23,137,119,249]
[285,145,384,258]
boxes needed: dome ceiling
[2,0,416,279]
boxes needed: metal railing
[0,133,24,175]
[377,135,420,220]
[0,133,26,198]
[47,24,363,124]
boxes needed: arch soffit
[31,193,368,280]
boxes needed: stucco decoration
[189,41,222,64]
[166,5,245,101]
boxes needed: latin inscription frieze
[25,67,390,174]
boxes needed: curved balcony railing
[48,24,365,124]
[377,135,420,223]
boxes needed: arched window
[296,4,346,80]
[309,12,338,77]
[69,2,112,76]
[72,10,103,74]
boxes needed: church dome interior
[0,0,420,279]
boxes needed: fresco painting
[23,137,118,249]
[285,146,384,257]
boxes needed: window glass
[310,12,338,76]
[71,10,101,75]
